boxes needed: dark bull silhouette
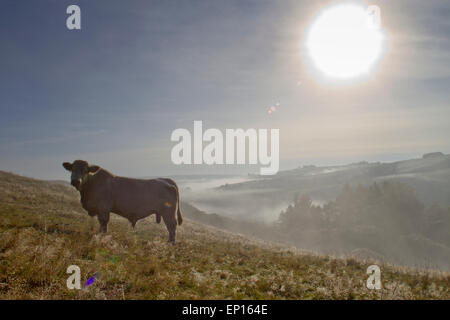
[63,160,182,242]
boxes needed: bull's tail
[177,205,183,225]
[161,178,183,226]
[170,180,183,225]
[175,186,183,226]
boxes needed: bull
[62,160,182,243]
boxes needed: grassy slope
[0,171,448,299]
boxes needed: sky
[0,0,449,179]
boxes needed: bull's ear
[88,165,100,173]
[62,162,73,171]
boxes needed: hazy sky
[1,0,449,179]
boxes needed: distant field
[0,170,448,299]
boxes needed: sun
[306,4,384,79]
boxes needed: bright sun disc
[306,4,384,79]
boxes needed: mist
[176,153,450,271]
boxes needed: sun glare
[306,4,384,79]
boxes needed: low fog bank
[173,175,254,191]
[178,154,450,270]
[174,175,285,221]
[176,153,450,222]
[181,182,450,271]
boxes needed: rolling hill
[0,170,448,299]
[184,153,450,222]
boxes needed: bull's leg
[97,212,110,233]
[162,212,177,243]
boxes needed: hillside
[0,171,448,299]
[187,153,450,222]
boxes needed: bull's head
[62,160,100,191]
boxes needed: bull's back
[111,177,174,216]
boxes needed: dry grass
[0,170,448,299]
